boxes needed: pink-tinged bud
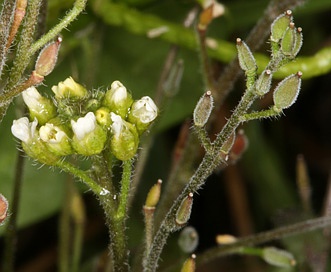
[180,254,196,272]
[35,37,62,76]
[176,193,194,226]
[0,194,9,225]
[145,179,162,208]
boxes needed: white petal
[110,113,123,138]
[71,112,96,140]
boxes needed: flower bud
[198,4,213,30]
[22,87,57,125]
[39,122,73,156]
[95,107,112,127]
[110,113,139,161]
[71,112,107,155]
[193,91,213,128]
[35,37,62,76]
[180,254,196,272]
[128,96,158,134]
[273,71,302,112]
[0,194,9,225]
[270,10,292,43]
[52,77,88,100]
[11,118,61,164]
[145,179,162,208]
[176,193,194,226]
[262,247,296,268]
[103,81,133,118]
[229,129,248,163]
[255,69,272,96]
[236,38,257,74]
[178,226,199,253]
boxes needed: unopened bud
[35,37,62,76]
[180,254,196,272]
[193,91,213,128]
[52,77,88,99]
[236,38,257,74]
[176,193,194,226]
[262,247,296,268]
[22,87,57,125]
[0,194,9,225]
[103,81,133,118]
[216,234,237,245]
[273,72,302,112]
[71,112,107,155]
[178,226,199,253]
[270,10,292,43]
[145,179,162,208]
[220,132,235,155]
[255,69,272,96]
[110,113,139,161]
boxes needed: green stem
[116,159,132,220]
[55,160,108,196]
[29,0,88,55]
[241,107,280,122]
[5,0,42,92]
[0,0,17,80]
[2,149,25,272]
[196,216,331,267]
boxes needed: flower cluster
[11,77,158,164]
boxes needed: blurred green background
[0,0,331,271]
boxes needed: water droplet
[100,188,110,196]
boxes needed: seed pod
[273,71,302,112]
[176,193,194,226]
[145,179,162,208]
[255,69,272,96]
[262,247,296,268]
[270,10,293,43]
[180,254,196,272]
[236,38,257,73]
[193,91,213,128]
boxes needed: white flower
[110,112,124,138]
[22,87,43,111]
[11,117,38,143]
[71,112,96,140]
[39,123,66,143]
[110,81,128,103]
[130,96,158,123]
